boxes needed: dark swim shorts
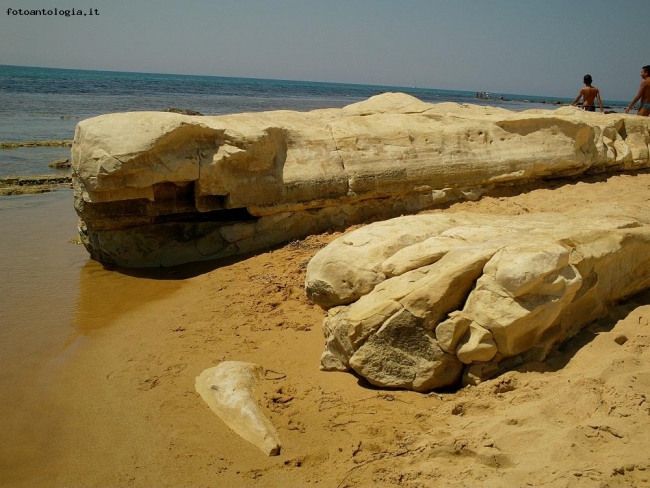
[582,106,596,112]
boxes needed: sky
[1,0,649,101]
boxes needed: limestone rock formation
[71,93,650,267]
[195,361,281,456]
[305,203,650,391]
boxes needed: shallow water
[0,146,71,178]
[0,189,190,485]
[0,190,85,354]
[0,186,188,367]
[0,190,84,480]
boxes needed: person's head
[642,66,650,78]
[583,74,593,85]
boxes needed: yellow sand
[2,171,650,487]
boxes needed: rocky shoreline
[0,139,73,149]
[0,174,72,196]
[0,139,73,195]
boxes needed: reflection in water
[73,260,184,330]
[0,190,194,485]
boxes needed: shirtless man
[571,74,604,113]
[625,65,650,116]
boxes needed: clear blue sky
[1,0,648,101]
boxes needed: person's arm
[571,89,583,106]
[626,83,644,113]
[596,90,604,113]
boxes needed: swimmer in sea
[625,65,650,117]
[571,74,604,113]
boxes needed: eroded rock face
[305,203,650,391]
[72,92,650,267]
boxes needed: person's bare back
[571,74,604,112]
[580,86,599,106]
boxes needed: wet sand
[2,174,650,487]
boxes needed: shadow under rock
[97,236,326,281]
[349,288,650,394]
[524,288,650,374]
[100,254,247,281]
[478,168,650,201]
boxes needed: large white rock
[71,93,650,267]
[305,203,650,390]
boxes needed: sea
[0,65,631,484]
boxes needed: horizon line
[0,63,630,106]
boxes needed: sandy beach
[2,170,650,488]
[3,3,649,485]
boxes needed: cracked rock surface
[305,203,650,390]
[71,92,650,267]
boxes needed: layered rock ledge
[305,203,650,390]
[71,93,650,267]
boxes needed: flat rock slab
[70,93,650,267]
[305,203,650,391]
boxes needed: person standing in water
[625,65,650,116]
[571,74,604,113]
